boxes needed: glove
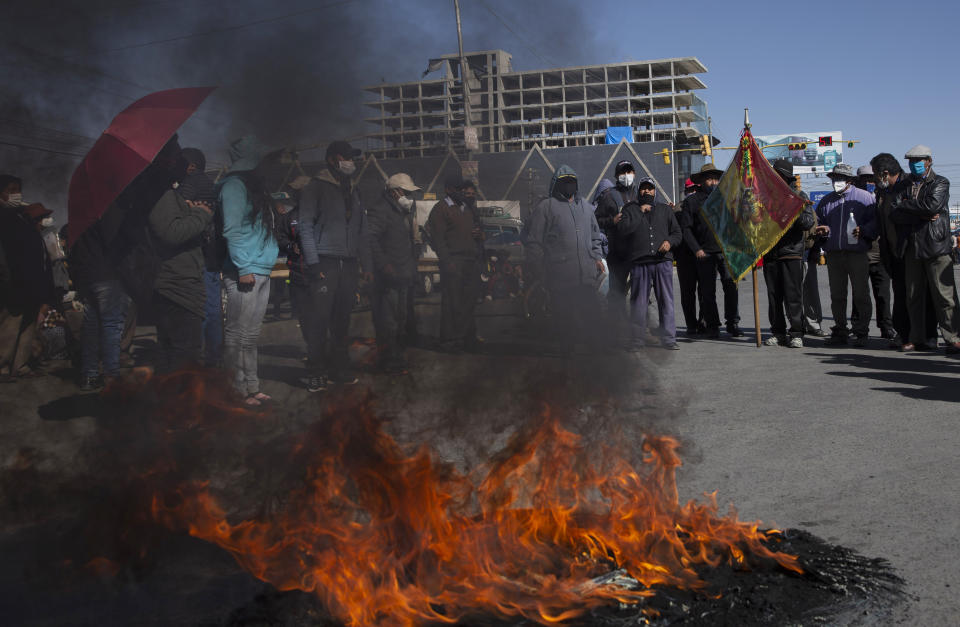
[306,264,325,283]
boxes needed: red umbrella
[68,86,216,244]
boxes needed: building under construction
[362,50,709,159]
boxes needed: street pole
[454,0,471,156]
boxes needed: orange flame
[151,395,800,626]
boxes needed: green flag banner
[701,128,808,282]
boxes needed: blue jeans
[80,280,130,378]
[223,273,271,395]
[201,270,223,366]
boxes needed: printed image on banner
[755,131,843,174]
[700,128,808,282]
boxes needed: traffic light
[847,141,854,148]
[660,148,670,165]
[818,136,833,147]
[699,135,713,157]
[788,142,808,151]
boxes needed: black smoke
[0,0,594,215]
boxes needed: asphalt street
[1,264,958,625]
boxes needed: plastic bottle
[846,211,858,245]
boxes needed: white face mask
[41,217,54,228]
[877,179,890,189]
[833,180,848,194]
[618,173,634,188]
[337,160,357,176]
[6,192,23,205]
[396,195,414,210]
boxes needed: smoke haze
[1,0,596,216]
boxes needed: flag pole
[744,108,762,347]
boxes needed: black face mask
[702,184,717,193]
[556,179,578,200]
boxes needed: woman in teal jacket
[219,136,278,405]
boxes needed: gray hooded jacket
[525,165,604,289]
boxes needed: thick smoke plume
[1,0,594,214]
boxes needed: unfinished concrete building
[362,50,708,158]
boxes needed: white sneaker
[764,335,784,346]
[788,336,803,348]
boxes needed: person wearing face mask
[368,173,421,373]
[425,176,484,353]
[761,160,817,348]
[616,178,682,350]
[680,163,741,339]
[889,145,960,354]
[525,166,605,354]
[848,165,896,343]
[813,164,878,346]
[594,160,637,328]
[0,175,55,379]
[296,140,372,391]
[869,153,938,350]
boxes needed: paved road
[1,265,958,625]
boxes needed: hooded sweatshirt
[525,165,604,289]
[218,136,278,276]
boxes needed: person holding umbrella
[67,87,216,388]
[218,135,279,405]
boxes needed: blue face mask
[910,160,926,176]
[866,183,876,193]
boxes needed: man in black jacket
[368,173,420,373]
[890,145,960,353]
[681,163,741,338]
[148,172,214,371]
[617,179,682,350]
[594,160,636,325]
[870,152,938,350]
[762,160,816,348]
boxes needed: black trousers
[851,262,895,335]
[373,277,412,367]
[888,255,940,344]
[154,293,203,373]
[763,259,804,337]
[439,257,480,344]
[802,256,823,329]
[675,250,700,330]
[303,257,359,377]
[697,252,739,328]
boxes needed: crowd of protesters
[1,138,957,400]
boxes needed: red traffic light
[818,136,833,147]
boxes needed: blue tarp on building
[605,126,634,144]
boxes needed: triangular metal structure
[423,147,488,200]
[503,144,556,199]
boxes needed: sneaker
[79,375,103,392]
[726,323,744,338]
[806,326,827,337]
[900,342,916,353]
[764,335,785,347]
[851,335,868,347]
[329,372,359,385]
[662,342,680,351]
[307,376,327,392]
[788,336,804,349]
